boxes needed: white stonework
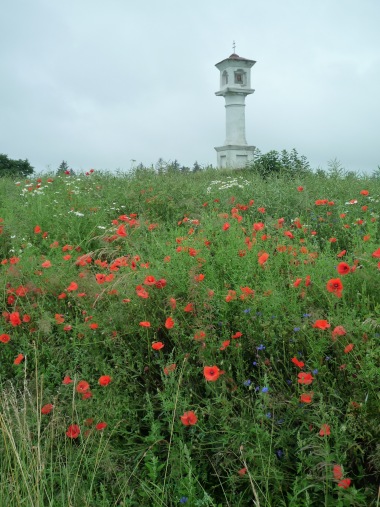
[214,52,256,168]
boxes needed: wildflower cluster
[0,170,378,505]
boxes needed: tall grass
[0,167,379,506]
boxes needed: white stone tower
[214,47,256,168]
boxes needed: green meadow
[0,166,379,506]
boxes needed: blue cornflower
[312,369,318,375]
[293,327,300,332]
[257,344,265,351]
[265,412,272,418]
[276,449,284,459]
[261,386,269,393]
[243,379,252,387]
[179,497,188,504]
[243,308,251,314]
[252,361,258,366]
[302,313,312,318]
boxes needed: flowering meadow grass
[0,167,379,506]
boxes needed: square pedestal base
[215,145,256,169]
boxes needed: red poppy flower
[238,467,248,475]
[41,260,52,268]
[331,325,346,340]
[96,422,107,431]
[220,340,230,350]
[337,262,350,275]
[258,252,269,266]
[41,404,53,414]
[293,278,302,287]
[98,375,111,386]
[89,323,98,330]
[313,320,330,330]
[194,331,206,341]
[0,334,11,344]
[297,186,304,192]
[326,278,343,297]
[337,478,351,489]
[222,223,230,231]
[139,321,151,327]
[194,274,205,282]
[253,222,265,231]
[9,312,22,326]
[203,366,221,382]
[291,357,304,368]
[297,372,314,385]
[116,224,127,237]
[66,424,81,439]
[333,465,343,480]
[165,317,174,329]
[136,286,149,298]
[63,375,73,384]
[344,343,354,353]
[34,225,42,234]
[152,341,164,350]
[372,248,380,258]
[163,363,177,375]
[55,314,65,324]
[225,290,237,302]
[155,278,167,289]
[76,380,90,393]
[144,275,156,285]
[95,273,106,284]
[240,286,255,296]
[67,282,78,291]
[184,303,194,312]
[319,424,331,436]
[231,331,243,339]
[300,392,313,403]
[14,353,24,365]
[360,189,369,196]
[180,410,198,426]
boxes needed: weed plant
[0,167,379,506]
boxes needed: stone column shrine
[214,49,256,168]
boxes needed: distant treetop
[0,154,34,178]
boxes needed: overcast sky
[1,0,379,174]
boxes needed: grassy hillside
[0,167,379,506]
